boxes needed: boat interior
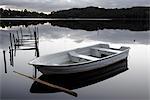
[67,44,127,63]
[29,44,129,66]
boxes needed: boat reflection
[30,59,128,93]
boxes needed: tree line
[0,6,150,19]
[0,8,48,18]
[49,6,150,19]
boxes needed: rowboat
[30,59,128,93]
[29,43,130,74]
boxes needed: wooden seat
[68,51,99,62]
[91,47,121,54]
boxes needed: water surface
[0,20,150,100]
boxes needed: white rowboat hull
[29,43,130,75]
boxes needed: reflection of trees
[50,20,150,31]
[0,20,47,28]
[1,20,149,31]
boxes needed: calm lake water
[0,19,150,100]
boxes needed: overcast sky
[0,0,150,13]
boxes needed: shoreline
[0,18,149,21]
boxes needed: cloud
[0,0,150,13]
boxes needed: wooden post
[36,27,39,39]
[13,34,16,44]
[34,27,36,34]
[9,33,13,48]
[34,31,39,57]
[14,40,17,56]
[11,46,14,67]
[3,50,7,73]
[13,71,78,97]
[34,67,37,78]
[20,28,23,44]
[12,33,16,56]
[9,46,13,67]
[33,31,39,78]
[9,46,12,66]
[9,33,14,64]
[16,31,19,44]
[34,31,37,41]
[16,31,18,46]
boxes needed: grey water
[0,19,150,100]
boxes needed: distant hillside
[49,6,150,19]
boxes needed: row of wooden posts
[3,27,39,74]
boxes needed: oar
[13,71,78,97]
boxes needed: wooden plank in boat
[69,51,99,61]
[91,47,121,53]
